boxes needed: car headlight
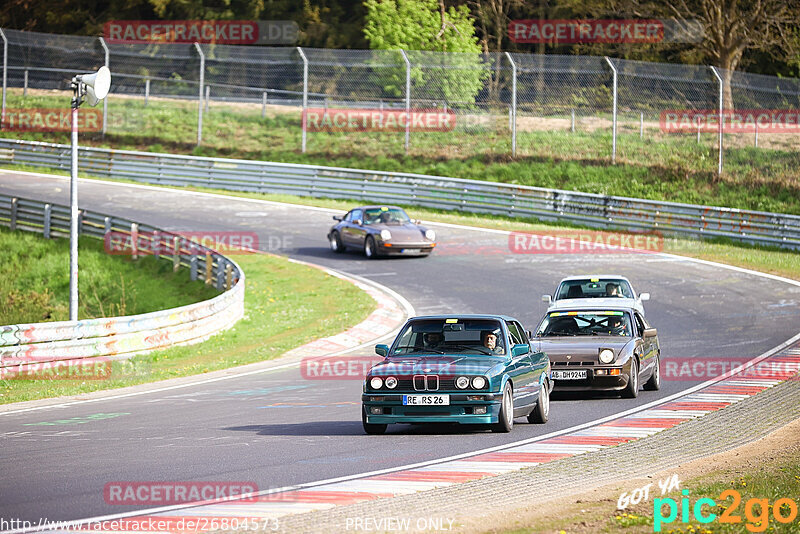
[455,376,470,389]
[599,349,615,364]
[385,376,398,389]
[472,376,487,389]
[370,376,383,389]
[380,229,392,241]
[425,229,436,241]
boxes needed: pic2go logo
[654,489,798,532]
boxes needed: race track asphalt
[2,171,799,523]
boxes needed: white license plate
[400,248,419,255]
[551,369,587,380]
[403,394,450,406]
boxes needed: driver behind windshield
[481,330,504,354]
[606,315,629,335]
[423,332,444,350]
[606,283,621,297]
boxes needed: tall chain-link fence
[1,27,799,176]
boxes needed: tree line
[2,0,798,79]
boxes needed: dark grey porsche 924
[328,205,437,258]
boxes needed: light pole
[69,66,111,321]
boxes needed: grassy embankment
[4,88,800,215]
[0,227,375,404]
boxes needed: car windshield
[536,311,632,337]
[391,318,506,356]
[363,207,411,225]
[555,279,634,300]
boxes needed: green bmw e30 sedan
[361,315,552,434]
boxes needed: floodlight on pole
[69,66,111,321]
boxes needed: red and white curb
[35,342,799,533]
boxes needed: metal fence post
[205,85,210,113]
[710,66,724,176]
[297,46,308,153]
[23,70,28,96]
[43,204,51,238]
[98,37,109,138]
[505,52,517,157]
[605,57,618,164]
[400,49,411,154]
[262,91,267,118]
[194,42,205,146]
[640,112,644,139]
[144,79,150,106]
[0,29,7,130]
[10,197,17,230]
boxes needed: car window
[634,312,646,336]
[536,311,632,337]
[506,322,524,346]
[363,207,411,225]
[344,211,353,222]
[350,209,363,223]
[390,318,506,356]
[556,279,634,300]
[513,321,530,344]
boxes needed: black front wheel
[492,383,514,433]
[622,358,639,398]
[527,378,550,424]
[329,231,344,253]
[362,408,387,435]
[643,354,661,391]
[364,236,377,259]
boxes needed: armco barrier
[1,138,799,249]
[0,193,245,372]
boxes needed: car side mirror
[354,219,363,226]
[541,295,552,304]
[375,344,389,357]
[332,215,342,221]
[511,344,530,357]
[642,328,657,338]
[639,292,650,301]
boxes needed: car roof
[547,298,638,312]
[558,275,632,283]
[409,314,518,322]
[350,205,406,211]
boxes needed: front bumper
[377,241,435,256]
[362,392,500,424]
[551,366,631,391]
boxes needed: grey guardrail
[0,193,245,371]
[1,138,799,249]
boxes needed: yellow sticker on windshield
[381,207,389,211]
[591,278,599,282]
[445,318,458,323]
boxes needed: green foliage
[363,0,488,105]
[0,228,219,325]
[1,250,376,404]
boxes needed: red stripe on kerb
[659,401,729,411]
[469,452,572,463]
[601,418,687,428]
[541,435,637,446]
[703,386,766,395]
[372,470,495,482]
[259,490,392,504]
